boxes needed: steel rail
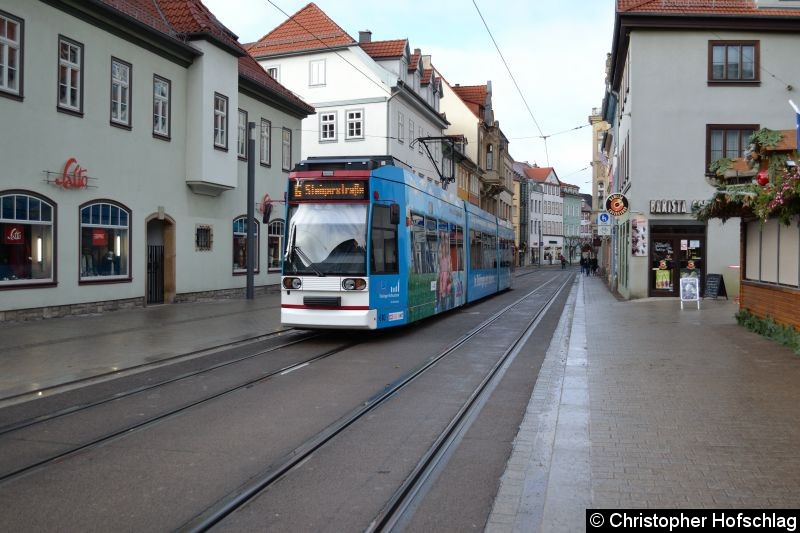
[0,339,357,484]
[0,329,316,435]
[177,272,571,533]
[367,274,574,532]
[0,327,301,407]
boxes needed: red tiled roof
[157,0,242,52]
[360,39,408,59]
[451,84,487,119]
[246,2,355,57]
[421,68,433,85]
[618,0,800,16]
[408,51,420,72]
[524,166,556,182]
[96,0,313,114]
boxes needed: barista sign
[605,193,629,217]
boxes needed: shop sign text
[650,199,687,214]
[55,158,90,190]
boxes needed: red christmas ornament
[756,170,770,187]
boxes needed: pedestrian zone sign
[598,212,611,225]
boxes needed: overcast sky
[201,0,616,193]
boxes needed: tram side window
[483,233,496,269]
[411,214,426,274]
[452,225,464,272]
[371,205,398,274]
[470,229,481,269]
[425,217,438,274]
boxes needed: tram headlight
[283,277,302,290]
[342,278,367,291]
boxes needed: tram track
[0,326,302,409]
[0,333,357,484]
[177,272,573,532]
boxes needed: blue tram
[281,156,514,329]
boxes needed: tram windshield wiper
[294,246,325,277]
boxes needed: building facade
[605,0,800,299]
[0,0,313,320]
[247,4,447,182]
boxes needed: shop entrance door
[649,232,705,297]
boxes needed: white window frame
[260,118,271,166]
[237,109,247,159]
[110,57,131,127]
[266,66,279,81]
[418,126,423,153]
[282,127,292,172]
[320,111,337,142]
[397,111,404,143]
[408,118,415,148]
[345,108,363,140]
[0,11,22,97]
[58,36,82,113]
[214,92,228,150]
[309,59,325,86]
[232,216,259,274]
[153,75,170,138]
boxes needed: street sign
[597,212,611,225]
[598,225,611,236]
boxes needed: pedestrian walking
[591,256,598,276]
[560,254,567,269]
[579,256,587,275]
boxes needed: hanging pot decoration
[756,169,770,187]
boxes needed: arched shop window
[0,191,55,286]
[267,219,284,272]
[80,201,130,281]
[233,216,259,274]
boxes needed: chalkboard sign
[680,277,700,309]
[704,273,728,299]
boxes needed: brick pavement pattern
[488,275,800,532]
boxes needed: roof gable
[247,2,356,56]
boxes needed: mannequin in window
[81,247,94,276]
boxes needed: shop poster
[631,216,648,257]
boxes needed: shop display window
[80,201,130,281]
[233,216,259,274]
[0,192,54,285]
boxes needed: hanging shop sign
[605,193,629,217]
[3,225,24,245]
[44,157,96,190]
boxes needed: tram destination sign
[290,179,369,201]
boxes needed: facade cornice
[249,44,355,61]
[239,77,315,119]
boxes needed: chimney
[359,30,372,43]
[414,48,421,56]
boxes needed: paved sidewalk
[488,275,800,532]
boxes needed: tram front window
[285,203,368,275]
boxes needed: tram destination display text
[290,180,368,201]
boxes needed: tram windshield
[284,203,368,276]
